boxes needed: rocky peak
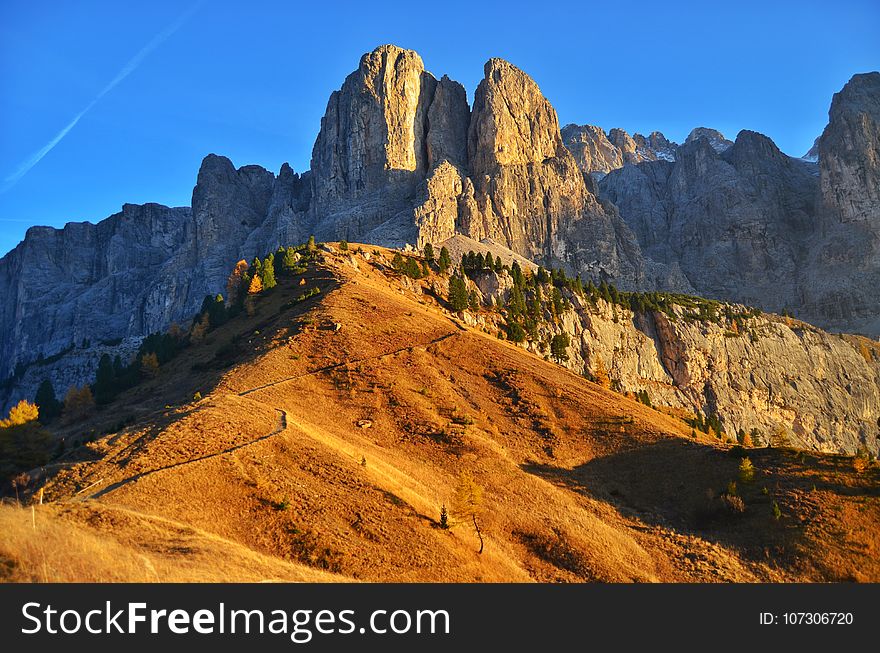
[633,131,677,162]
[560,124,625,174]
[817,71,880,224]
[309,45,437,213]
[685,127,733,152]
[802,136,820,162]
[562,125,677,175]
[468,58,565,173]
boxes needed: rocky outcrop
[818,72,880,225]
[468,267,880,455]
[561,124,677,176]
[685,127,733,152]
[555,298,880,456]
[458,59,664,290]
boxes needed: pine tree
[0,400,52,481]
[438,246,451,273]
[439,504,449,529]
[282,246,299,273]
[511,261,524,288]
[550,333,570,363]
[94,353,117,404]
[593,355,611,389]
[248,274,263,295]
[261,254,277,290]
[339,239,349,251]
[208,294,227,328]
[468,290,480,311]
[307,235,316,252]
[448,275,469,312]
[506,322,526,343]
[484,252,494,270]
[507,285,526,319]
[34,379,61,422]
[423,242,435,261]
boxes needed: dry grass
[0,502,344,583]
[8,245,878,583]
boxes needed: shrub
[339,240,348,251]
[853,448,871,473]
[739,457,755,483]
[772,501,782,521]
[722,493,746,514]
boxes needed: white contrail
[1,2,202,194]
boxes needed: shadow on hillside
[519,437,839,565]
[32,262,342,499]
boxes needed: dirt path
[86,407,288,499]
[237,330,462,397]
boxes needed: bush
[738,457,755,483]
[722,493,746,514]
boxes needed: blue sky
[1,0,878,255]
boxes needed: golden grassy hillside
[5,245,879,582]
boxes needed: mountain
[561,125,677,178]
[0,45,878,415]
[601,72,880,336]
[5,248,877,582]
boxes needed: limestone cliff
[469,267,880,456]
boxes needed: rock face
[601,73,880,336]
[561,124,677,176]
[685,127,733,152]
[468,267,880,455]
[818,72,880,225]
[555,298,880,456]
[601,132,819,313]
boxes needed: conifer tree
[34,379,61,422]
[438,246,451,273]
[283,246,298,273]
[550,333,570,363]
[248,274,263,295]
[484,252,494,270]
[226,260,249,305]
[448,275,469,312]
[63,385,95,422]
[261,254,277,290]
[451,471,484,554]
[593,355,611,389]
[0,400,52,481]
[208,294,227,328]
[94,353,117,404]
[423,243,434,261]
